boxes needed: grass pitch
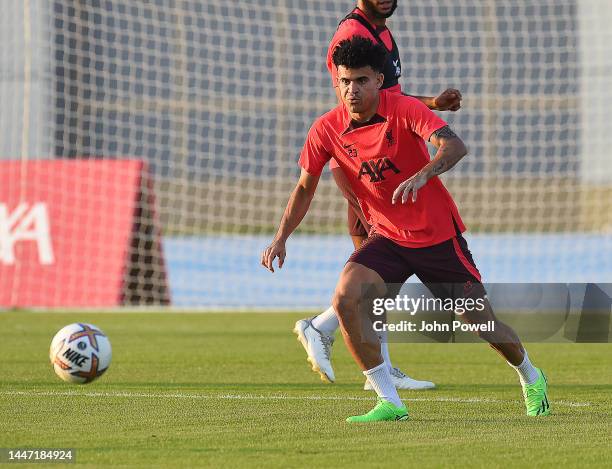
[0,312,610,468]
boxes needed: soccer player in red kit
[294,0,461,390]
[263,37,550,422]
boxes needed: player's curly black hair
[331,36,387,73]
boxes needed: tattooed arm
[426,126,468,177]
[392,126,467,204]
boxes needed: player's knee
[332,289,359,321]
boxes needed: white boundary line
[0,390,591,407]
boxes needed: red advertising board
[0,159,169,307]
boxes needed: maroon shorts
[348,232,482,289]
[331,166,370,238]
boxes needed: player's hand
[392,172,429,204]
[434,88,462,112]
[261,239,286,273]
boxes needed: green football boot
[523,368,551,416]
[346,398,409,423]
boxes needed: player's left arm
[392,126,467,204]
[403,89,462,112]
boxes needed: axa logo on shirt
[358,157,400,183]
[0,202,54,265]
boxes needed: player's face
[360,0,398,19]
[337,65,383,116]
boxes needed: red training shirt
[299,90,466,248]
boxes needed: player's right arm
[403,89,462,112]
[261,169,320,272]
[262,121,330,273]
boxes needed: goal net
[1,0,610,309]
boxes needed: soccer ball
[49,323,112,384]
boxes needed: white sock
[363,362,403,407]
[378,330,393,371]
[312,308,395,372]
[510,351,539,386]
[311,306,339,337]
